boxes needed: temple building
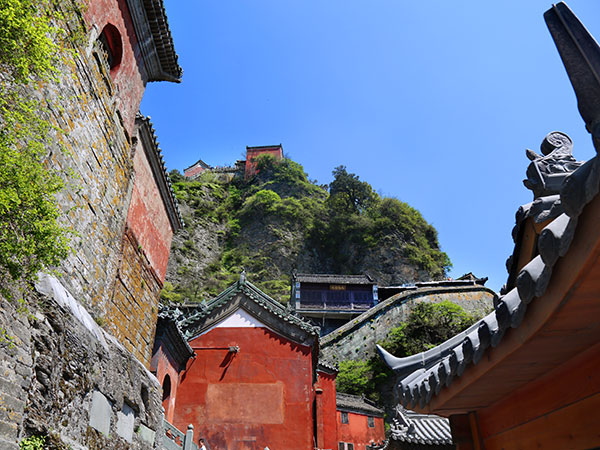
[184,158,212,179]
[245,144,284,178]
[291,273,379,335]
[336,393,385,450]
[153,276,340,450]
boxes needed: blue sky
[141,1,600,292]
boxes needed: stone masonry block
[116,403,135,443]
[89,390,111,436]
[137,423,156,444]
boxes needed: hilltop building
[184,159,212,179]
[183,144,284,181]
[378,4,600,449]
[245,144,284,177]
[291,273,379,335]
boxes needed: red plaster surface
[184,164,206,178]
[85,0,146,132]
[337,411,385,450]
[245,147,283,177]
[173,326,315,450]
[315,371,338,450]
[126,143,173,280]
[152,344,182,423]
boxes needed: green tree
[336,301,477,400]
[336,360,373,396]
[328,165,377,215]
[0,0,74,289]
[381,301,477,356]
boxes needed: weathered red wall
[127,141,174,280]
[107,229,161,365]
[337,411,385,450]
[184,164,206,178]
[245,147,283,177]
[85,0,146,132]
[315,370,338,450]
[151,343,183,423]
[106,137,174,366]
[173,326,315,450]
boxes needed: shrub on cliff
[311,167,451,277]
[165,158,451,303]
[336,301,477,401]
[0,0,78,289]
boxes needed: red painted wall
[315,370,338,450]
[173,326,315,450]
[184,164,206,178]
[151,343,183,423]
[126,141,174,280]
[245,146,283,177]
[337,411,385,450]
[85,0,146,133]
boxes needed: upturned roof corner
[126,0,183,83]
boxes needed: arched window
[96,23,122,74]
[162,374,172,412]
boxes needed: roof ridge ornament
[523,131,583,199]
[545,2,600,152]
[239,269,246,286]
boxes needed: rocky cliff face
[164,159,451,304]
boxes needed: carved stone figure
[523,131,583,199]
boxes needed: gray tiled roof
[163,275,320,345]
[155,312,194,367]
[295,273,375,285]
[377,151,598,410]
[390,407,452,446]
[184,158,212,172]
[125,0,182,82]
[317,359,338,374]
[336,392,384,416]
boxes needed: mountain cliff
[162,156,451,304]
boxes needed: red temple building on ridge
[183,158,212,179]
[245,144,283,178]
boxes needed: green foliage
[0,0,61,82]
[19,435,45,450]
[336,301,477,401]
[0,327,15,349]
[336,360,372,396]
[0,0,77,288]
[168,169,184,183]
[311,167,451,276]
[336,357,392,402]
[328,165,377,215]
[160,281,182,304]
[167,157,450,303]
[381,301,477,356]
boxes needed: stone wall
[32,0,178,363]
[107,229,162,366]
[0,276,166,449]
[320,285,496,362]
[45,7,138,320]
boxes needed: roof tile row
[378,155,599,410]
